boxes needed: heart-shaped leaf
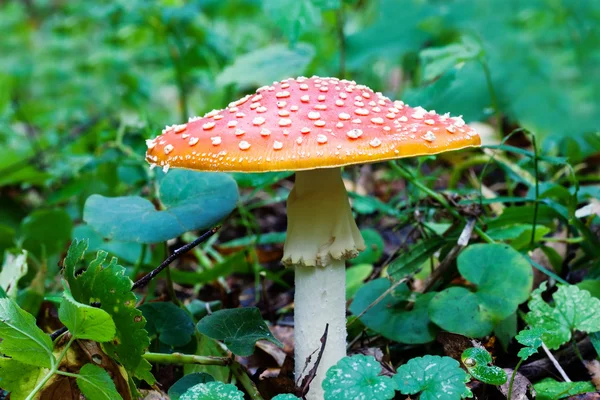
[84,170,238,243]
[196,307,282,356]
[140,302,195,347]
[394,355,471,400]
[350,278,438,344]
[323,355,397,400]
[461,347,507,385]
[429,244,533,337]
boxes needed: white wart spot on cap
[174,124,187,133]
[260,128,271,136]
[276,91,291,98]
[189,137,199,146]
[424,119,435,125]
[423,131,436,142]
[164,144,174,154]
[317,134,328,143]
[369,138,382,147]
[211,136,221,145]
[239,141,251,150]
[273,141,283,150]
[355,108,369,116]
[301,95,310,103]
[253,117,266,126]
[314,120,326,127]
[203,122,215,130]
[308,111,320,120]
[346,129,363,139]
[227,121,238,128]
[146,139,156,149]
[371,117,384,125]
[279,118,292,127]
[235,129,245,136]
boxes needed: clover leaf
[429,244,533,337]
[323,355,397,400]
[394,355,471,400]
[525,283,600,349]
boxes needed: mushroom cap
[146,76,480,172]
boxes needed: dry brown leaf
[498,368,535,400]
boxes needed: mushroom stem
[283,167,365,399]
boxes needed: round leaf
[272,395,301,400]
[394,355,471,400]
[350,278,438,344]
[461,347,507,385]
[323,355,397,400]
[181,381,244,400]
[429,244,533,337]
[84,170,238,243]
[350,229,384,265]
[140,302,195,347]
[168,373,214,400]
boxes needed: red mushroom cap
[146,76,480,172]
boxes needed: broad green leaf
[58,286,116,342]
[168,373,214,400]
[0,249,27,298]
[140,302,195,347]
[76,364,123,400]
[345,264,373,300]
[231,172,293,189]
[515,327,544,360]
[350,229,384,265]
[387,236,446,281]
[323,355,397,400]
[0,298,55,368]
[394,355,471,400]
[83,170,238,244]
[196,307,282,356]
[217,44,315,88]
[63,241,154,384]
[533,378,595,400]
[20,209,73,257]
[272,395,301,400]
[0,358,49,400]
[350,278,437,344]
[73,225,150,265]
[263,0,321,44]
[461,348,507,385]
[181,381,244,400]
[591,332,600,358]
[494,312,517,352]
[420,36,482,81]
[524,283,600,349]
[429,244,533,337]
[576,280,600,299]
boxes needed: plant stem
[231,361,264,400]
[530,133,540,248]
[142,352,231,366]
[507,358,524,400]
[389,161,494,244]
[25,336,75,400]
[571,336,585,364]
[541,342,571,382]
[55,370,79,378]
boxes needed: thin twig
[231,360,265,400]
[132,226,220,290]
[142,352,230,366]
[298,324,329,398]
[541,342,571,382]
[348,278,408,326]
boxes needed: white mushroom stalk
[283,167,365,399]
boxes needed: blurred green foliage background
[0,0,598,263]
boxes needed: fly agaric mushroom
[146,76,480,399]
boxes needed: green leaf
[263,0,321,44]
[420,36,482,81]
[461,348,507,385]
[76,364,123,400]
[350,229,384,265]
[345,264,373,300]
[58,286,116,342]
[515,327,544,360]
[196,307,282,356]
[83,170,238,244]
[524,283,600,349]
[272,395,301,400]
[533,378,595,400]
[350,278,437,344]
[63,242,154,384]
[20,209,73,257]
[181,381,244,400]
[168,373,214,400]
[429,244,533,337]
[387,236,446,281]
[0,298,55,368]
[231,171,293,189]
[0,358,49,400]
[140,302,195,347]
[217,44,315,88]
[0,249,27,298]
[394,355,471,400]
[323,354,397,400]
